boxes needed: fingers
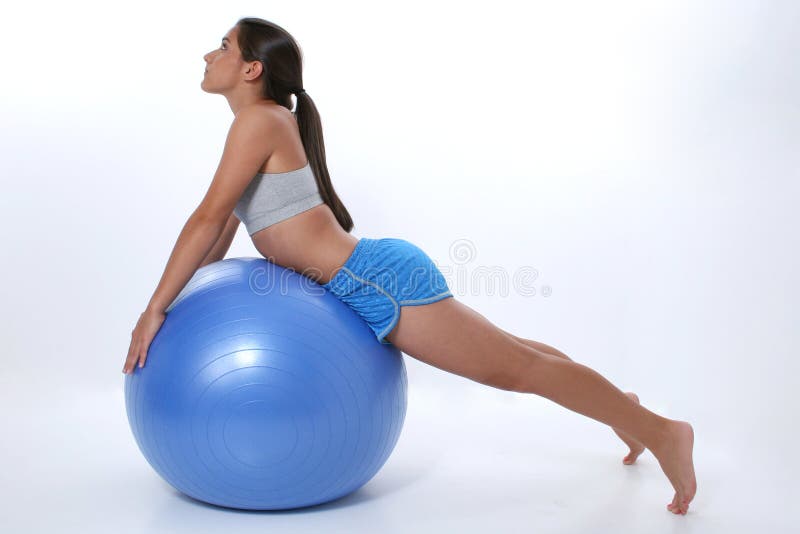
[124,311,165,374]
[137,343,149,369]
[123,339,138,374]
[123,336,146,374]
[124,335,153,374]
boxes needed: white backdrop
[1,1,797,532]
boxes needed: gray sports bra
[233,161,324,236]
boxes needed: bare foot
[650,420,697,515]
[614,392,646,465]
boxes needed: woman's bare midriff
[245,101,359,285]
[249,203,359,285]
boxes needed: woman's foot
[614,392,646,464]
[650,420,697,515]
[614,394,697,514]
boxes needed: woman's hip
[321,237,453,344]
[322,237,451,302]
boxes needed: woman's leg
[494,328,646,465]
[384,297,696,515]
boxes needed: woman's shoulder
[236,101,291,126]
[229,102,292,138]
[233,102,304,174]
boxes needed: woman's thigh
[384,296,542,391]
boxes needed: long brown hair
[235,17,354,233]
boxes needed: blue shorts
[322,237,454,345]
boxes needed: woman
[122,17,696,515]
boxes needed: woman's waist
[253,228,359,285]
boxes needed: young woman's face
[201,26,245,94]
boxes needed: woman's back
[242,102,358,284]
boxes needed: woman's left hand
[123,308,166,374]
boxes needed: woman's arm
[124,106,275,374]
[143,106,274,315]
[145,211,227,314]
[198,211,241,268]
[122,212,224,375]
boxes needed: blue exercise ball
[124,257,408,510]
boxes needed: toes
[679,494,691,513]
[667,495,686,514]
[667,495,689,515]
[623,448,643,465]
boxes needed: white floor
[2,372,795,534]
